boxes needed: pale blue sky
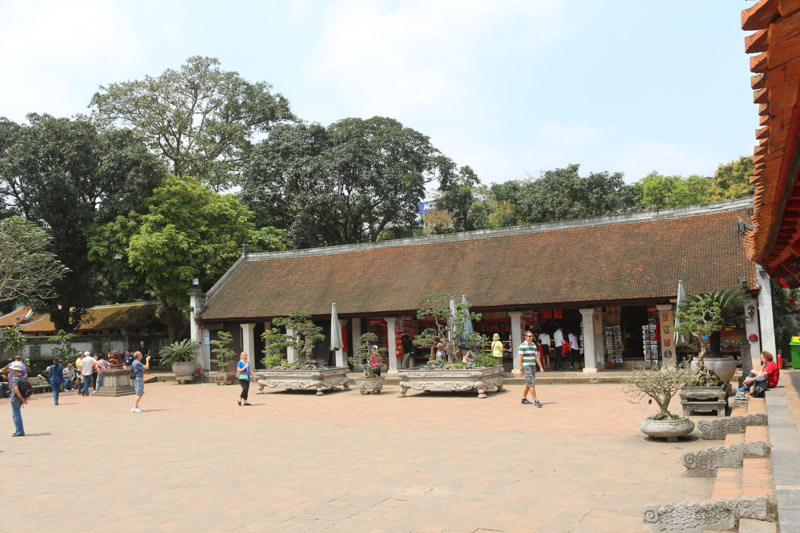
[0,0,756,184]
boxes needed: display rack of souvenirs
[643,313,660,368]
[604,325,623,364]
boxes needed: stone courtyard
[3,381,721,532]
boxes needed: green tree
[412,292,483,364]
[240,117,455,248]
[0,114,164,330]
[261,311,326,366]
[0,216,68,304]
[0,325,27,357]
[91,56,295,191]
[210,330,236,372]
[91,175,255,343]
[634,172,711,210]
[47,329,78,362]
[705,156,754,202]
[435,166,491,233]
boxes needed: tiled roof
[0,302,165,334]
[0,306,46,327]
[199,201,757,321]
[741,0,800,282]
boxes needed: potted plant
[623,364,696,441]
[210,331,237,385]
[159,339,199,384]
[349,332,388,394]
[399,292,503,399]
[258,311,350,395]
[1,325,28,359]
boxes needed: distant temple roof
[199,199,757,322]
[0,302,165,334]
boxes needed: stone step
[745,425,769,448]
[697,413,769,440]
[741,458,775,498]
[643,495,776,533]
[737,518,777,533]
[724,432,746,447]
[747,397,767,416]
[712,467,742,500]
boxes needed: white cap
[9,361,24,371]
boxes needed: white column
[351,318,362,345]
[286,327,297,363]
[385,317,398,374]
[744,298,760,376]
[508,311,522,370]
[188,288,203,365]
[335,319,349,368]
[240,323,255,361]
[593,307,605,370]
[656,304,676,368]
[580,308,597,373]
[200,327,211,371]
[757,269,776,362]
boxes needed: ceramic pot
[640,416,695,442]
[171,361,197,384]
[355,376,384,395]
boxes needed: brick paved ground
[2,381,716,533]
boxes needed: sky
[0,0,757,185]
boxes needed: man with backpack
[9,361,29,437]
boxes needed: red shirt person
[735,351,779,398]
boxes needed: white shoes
[131,407,142,413]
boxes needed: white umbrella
[330,302,343,353]
[674,280,688,346]
[448,294,457,344]
[459,294,475,347]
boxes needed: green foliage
[159,339,199,364]
[47,329,77,362]
[263,353,284,369]
[0,325,27,356]
[472,352,497,369]
[623,363,695,419]
[412,292,482,363]
[248,226,293,253]
[261,311,325,365]
[210,330,236,372]
[771,281,800,360]
[0,114,164,330]
[706,156,754,202]
[690,368,722,387]
[435,166,490,233]
[240,117,455,248]
[348,332,387,377]
[0,217,68,304]
[634,172,711,210]
[676,287,746,367]
[91,56,295,192]
[90,175,255,342]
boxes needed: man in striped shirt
[519,331,544,407]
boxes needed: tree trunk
[160,301,187,344]
[709,331,721,357]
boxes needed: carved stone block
[697,414,769,440]
[92,369,135,397]
[642,496,777,533]
[680,441,772,477]
[256,367,351,396]
[397,366,504,398]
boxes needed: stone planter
[256,367,350,396]
[640,416,695,442]
[690,356,737,382]
[397,366,504,399]
[355,376,384,395]
[680,384,731,416]
[171,361,197,384]
[211,371,236,385]
[93,368,135,397]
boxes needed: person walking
[401,334,415,369]
[38,358,63,405]
[538,330,551,370]
[519,331,543,407]
[80,352,97,397]
[236,352,253,406]
[94,354,109,393]
[491,333,505,367]
[568,329,581,370]
[131,351,151,413]
[9,361,27,436]
[75,353,84,394]
[553,326,564,370]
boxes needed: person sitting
[63,364,76,391]
[733,351,779,400]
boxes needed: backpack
[751,380,768,398]
[16,376,33,399]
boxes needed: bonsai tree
[1,325,28,358]
[159,339,199,365]
[623,364,695,420]
[348,332,387,378]
[412,292,483,363]
[675,287,746,370]
[210,330,236,372]
[261,311,325,368]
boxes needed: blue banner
[417,200,437,214]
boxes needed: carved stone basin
[397,366,504,399]
[255,367,350,396]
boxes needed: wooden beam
[746,29,770,53]
[760,103,770,115]
[753,73,767,89]
[751,173,765,184]
[755,88,769,103]
[769,6,800,44]
[779,0,800,16]
[743,0,780,31]
[755,142,769,156]
[768,30,800,68]
[751,52,769,72]
[761,113,771,126]
[757,126,771,139]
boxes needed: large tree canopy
[634,172,711,210]
[91,56,295,191]
[89,175,277,342]
[0,114,164,330]
[705,156,754,202]
[240,117,455,248]
[0,216,68,304]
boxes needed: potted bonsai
[258,311,350,396]
[623,363,696,441]
[210,331,237,385]
[349,332,388,394]
[400,292,503,399]
[159,339,199,384]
